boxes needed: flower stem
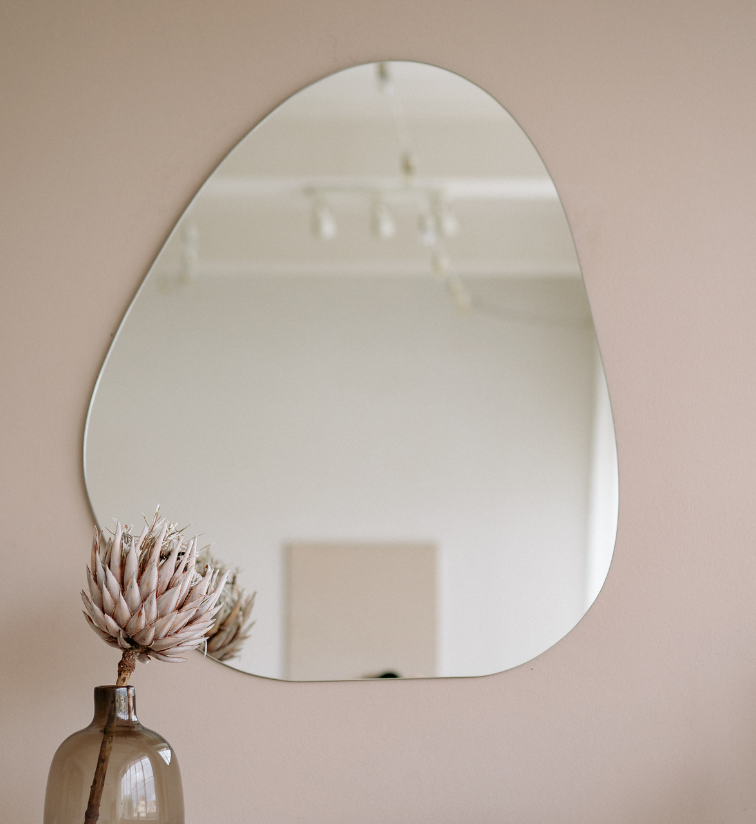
[117,648,139,687]
[83,649,141,824]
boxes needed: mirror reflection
[85,62,618,680]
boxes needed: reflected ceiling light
[311,199,337,240]
[418,210,438,247]
[434,197,459,238]
[371,197,397,240]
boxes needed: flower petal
[132,624,155,646]
[102,611,121,638]
[144,590,158,625]
[150,612,177,640]
[91,527,100,576]
[96,555,107,591]
[139,560,158,601]
[149,522,168,567]
[185,572,211,605]
[114,592,131,628]
[125,604,146,637]
[110,521,123,585]
[156,583,181,619]
[101,585,116,618]
[149,651,185,663]
[124,575,141,614]
[86,566,103,612]
[83,611,113,644]
[104,566,121,609]
[123,543,139,590]
[157,539,181,597]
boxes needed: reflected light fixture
[371,197,397,240]
[311,198,337,240]
[434,196,459,238]
[418,209,438,246]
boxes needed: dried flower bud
[81,512,228,662]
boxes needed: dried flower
[80,511,228,824]
[81,513,229,671]
[197,549,256,661]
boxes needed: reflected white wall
[85,272,606,678]
[585,351,619,609]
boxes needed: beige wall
[2,1,756,822]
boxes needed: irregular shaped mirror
[85,62,618,680]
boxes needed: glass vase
[44,686,184,823]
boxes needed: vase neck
[91,685,139,726]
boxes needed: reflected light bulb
[371,199,397,240]
[418,211,438,246]
[438,203,459,238]
[311,200,337,240]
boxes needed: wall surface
[2,1,756,822]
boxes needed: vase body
[44,686,184,824]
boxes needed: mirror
[84,62,618,680]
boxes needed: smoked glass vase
[44,686,184,824]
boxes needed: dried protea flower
[197,549,255,661]
[79,511,229,824]
[81,513,229,677]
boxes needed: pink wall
[3,1,756,821]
